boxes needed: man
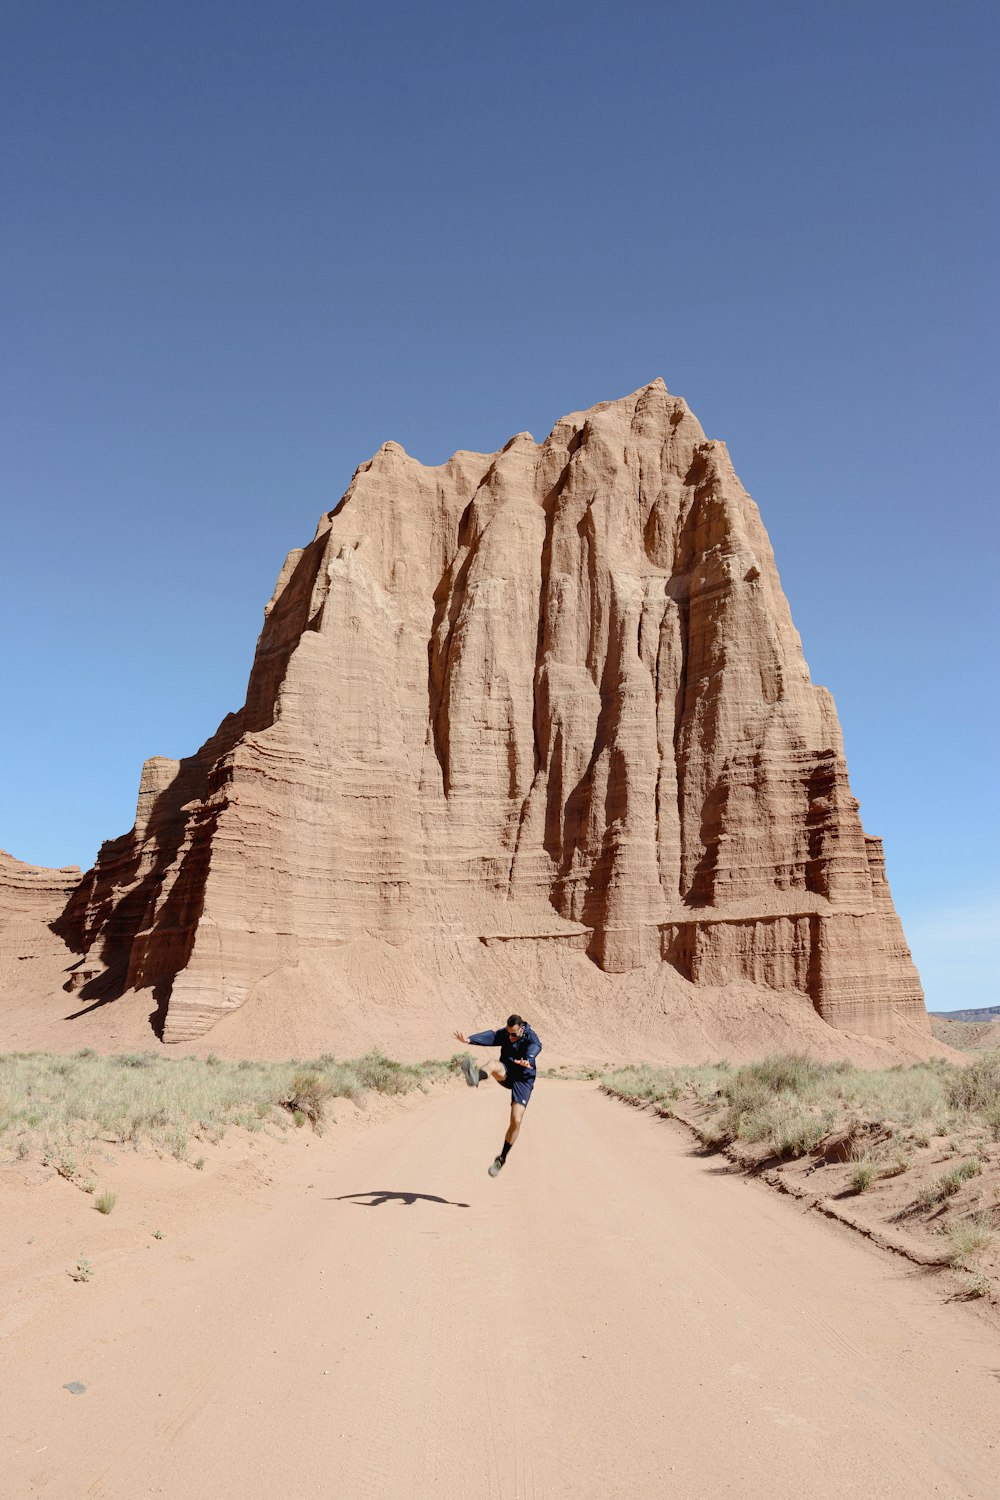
[453,1014,542,1177]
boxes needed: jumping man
[453,1014,541,1177]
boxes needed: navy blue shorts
[500,1070,536,1106]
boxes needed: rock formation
[0,851,80,971]
[5,382,926,1049]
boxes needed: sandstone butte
[0,382,934,1064]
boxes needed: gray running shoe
[460,1054,480,1088]
[488,1156,504,1177]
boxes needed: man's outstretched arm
[509,1030,541,1069]
[453,1028,502,1046]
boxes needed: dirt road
[4,1081,999,1499]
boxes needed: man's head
[506,1013,525,1038]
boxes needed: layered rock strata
[48,381,924,1042]
[0,851,80,954]
[0,851,82,999]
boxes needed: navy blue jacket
[468,1023,542,1076]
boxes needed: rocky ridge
[2,382,926,1050]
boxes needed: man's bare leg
[505,1100,526,1146]
[460,1057,507,1088]
[489,1099,526,1176]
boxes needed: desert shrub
[880,1147,912,1178]
[834,1064,951,1132]
[716,1058,830,1156]
[602,1066,680,1106]
[945,1052,1000,1115]
[917,1158,982,1207]
[745,1098,831,1158]
[917,1179,944,1209]
[718,1056,831,1149]
[849,1159,878,1193]
[602,1064,729,1110]
[94,1191,116,1214]
[69,1255,92,1282]
[733,1053,828,1097]
[351,1050,410,1095]
[280,1071,334,1128]
[721,1073,775,1123]
[943,1213,995,1268]
[955,1157,982,1181]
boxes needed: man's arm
[511,1027,542,1068]
[453,1029,502,1046]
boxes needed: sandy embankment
[604,1083,1000,1298]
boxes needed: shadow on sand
[331,1190,470,1209]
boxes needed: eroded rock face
[53,381,925,1042]
[0,851,80,937]
[0,851,82,998]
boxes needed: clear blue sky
[2,1,996,1010]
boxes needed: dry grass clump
[280,1072,334,1129]
[717,1054,838,1157]
[728,1091,833,1158]
[353,1050,422,1096]
[879,1146,913,1179]
[848,1159,878,1194]
[847,1140,913,1193]
[956,1271,992,1299]
[916,1157,982,1208]
[601,1064,728,1111]
[946,1052,1000,1138]
[0,1049,451,1163]
[734,1054,835,1095]
[943,1212,996,1269]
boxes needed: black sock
[500,1140,513,1163]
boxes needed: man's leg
[504,1100,526,1148]
[488,1100,526,1176]
[461,1057,508,1088]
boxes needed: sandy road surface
[4,1081,1000,1500]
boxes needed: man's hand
[453,1030,469,1045]
[513,1058,532,1068]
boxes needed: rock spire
[42,382,925,1044]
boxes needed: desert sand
[931,1016,1000,1052]
[3,1080,999,1500]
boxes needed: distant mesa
[0,381,928,1057]
[929,1006,1000,1024]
